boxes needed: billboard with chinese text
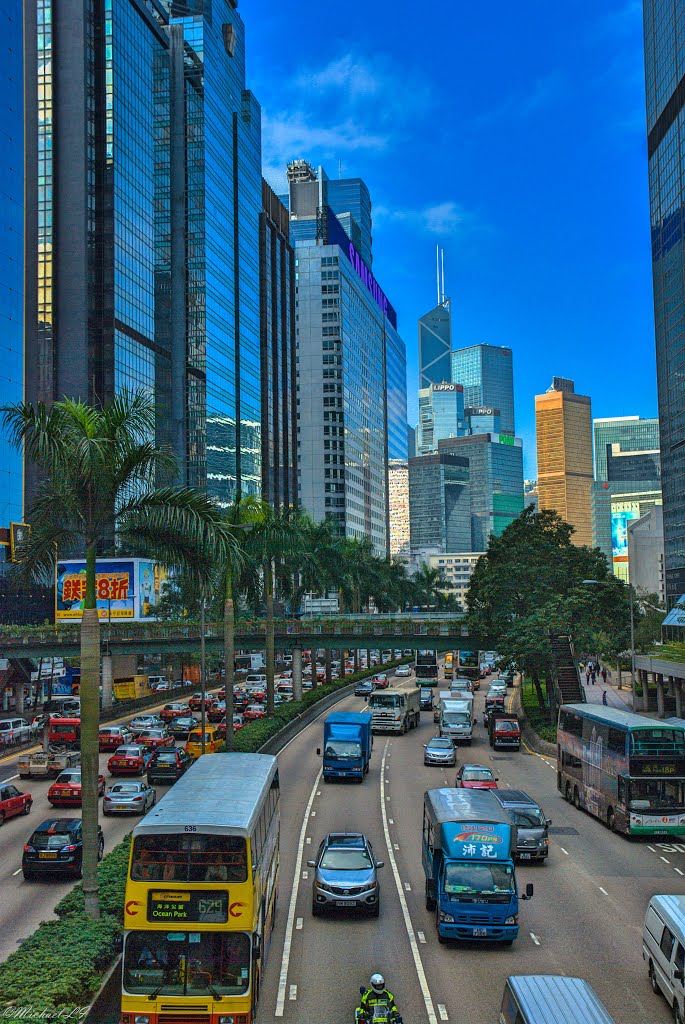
[55,558,169,622]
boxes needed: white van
[245,673,267,686]
[643,894,685,1021]
[500,975,615,1023]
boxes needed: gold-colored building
[535,378,593,546]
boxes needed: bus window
[631,729,685,756]
[628,779,684,810]
[559,709,582,737]
[131,835,247,883]
[608,728,626,754]
[124,931,251,996]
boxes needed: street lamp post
[200,596,207,755]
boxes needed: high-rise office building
[535,378,593,546]
[438,434,524,551]
[452,344,515,435]
[388,460,410,559]
[628,506,665,604]
[417,383,465,455]
[0,0,23,527]
[24,0,263,507]
[408,452,471,553]
[288,165,408,555]
[418,302,452,389]
[259,180,297,509]
[643,3,685,602]
[593,416,661,480]
[284,161,373,266]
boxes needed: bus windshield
[444,862,514,898]
[628,779,685,810]
[131,834,247,882]
[630,729,685,756]
[123,931,250,996]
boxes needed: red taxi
[455,764,499,790]
[135,728,174,751]
[0,782,32,822]
[159,702,191,723]
[98,725,133,751]
[243,704,266,721]
[207,700,227,723]
[107,744,148,776]
[48,769,105,806]
[188,692,213,712]
[217,714,245,739]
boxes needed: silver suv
[308,833,384,917]
[493,790,551,862]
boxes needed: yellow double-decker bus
[120,752,279,1024]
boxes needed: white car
[395,665,411,677]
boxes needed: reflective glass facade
[0,1,23,523]
[408,453,471,553]
[644,0,685,600]
[418,303,452,389]
[452,344,515,435]
[593,416,661,480]
[327,177,373,267]
[417,384,465,455]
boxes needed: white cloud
[374,200,470,237]
[295,54,382,99]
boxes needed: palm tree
[247,505,307,713]
[2,392,238,919]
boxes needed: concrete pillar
[101,654,113,712]
[367,649,372,670]
[340,650,346,679]
[675,680,683,720]
[325,649,332,687]
[640,670,650,712]
[292,647,303,701]
[13,679,24,715]
[353,649,359,672]
[657,673,666,719]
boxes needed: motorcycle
[356,988,403,1024]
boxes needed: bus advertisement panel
[121,753,279,1024]
[557,704,685,836]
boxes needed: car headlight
[439,911,454,923]
[317,881,334,892]
[541,838,549,846]
[219,1017,237,1024]
[134,1016,150,1024]
[504,915,518,925]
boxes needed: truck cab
[439,694,474,744]
[422,788,532,944]
[319,712,373,782]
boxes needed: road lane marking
[661,856,671,864]
[12,868,21,876]
[306,837,311,844]
[302,870,308,879]
[316,791,321,797]
[560,847,569,856]
[599,887,608,895]
[438,1004,449,1020]
[417,931,426,943]
[275,767,321,1017]
[295,917,303,930]
[530,932,540,946]
[389,819,394,824]
[676,868,684,876]
[380,742,438,1024]
[289,985,297,1001]
[393,843,400,851]
[647,845,656,852]
[310,810,316,817]
[404,882,411,891]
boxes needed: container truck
[368,687,421,734]
[422,787,533,944]
[439,693,474,744]
[318,711,373,782]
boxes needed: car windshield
[56,772,80,783]
[111,784,140,794]
[462,769,493,782]
[428,739,453,749]
[116,747,141,756]
[31,830,74,849]
[628,779,685,810]
[444,862,514,896]
[131,834,247,882]
[123,931,250,996]
[324,740,362,759]
[508,808,546,828]
[320,847,372,870]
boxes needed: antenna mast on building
[441,248,445,306]
[436,244,440,305]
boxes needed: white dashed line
[647,845,656,852]
[316,791,321,797]
[530,932,541,946]
[12,868,21,876]
[289,985,297,1001]
[295,917,303,930]
[560,847,569,856]
[275,768,321,1017]
[676,868,684,876]
[310,810,316,817]
[599,887,609,895]
[302,870,308,880]
[306,837,311,844]
[389,819,394,824]
[404,882,411,891]
[661,856,671,864]
[417,930,426,944]
[393,843,400,851]
[438,1005,449,1021]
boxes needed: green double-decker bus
[557,704,685,836]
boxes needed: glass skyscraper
[408,452,471,553]
[593,416,661,480]
[0,0,23,525]
[417,383,465,455]
[452,344,515,435]
[643,1,685,601]
[418,302,452,389]
[24,0,264,508]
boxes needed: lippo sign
[327,209,398,328]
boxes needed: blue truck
[422,788,533,944]
[318,711,373,782]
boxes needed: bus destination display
[147,890,228,923]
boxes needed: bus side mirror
[252,936,261,960]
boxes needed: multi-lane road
[2,669,685,1023]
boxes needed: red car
[189,692,213,712]
[48,769,105,806]
[0,782,32,823]
[136,728,174,751]
[208,701,227,724]
[243,704,266,721]
[217,715,245,739]
[455,764,499,790]
[372,674,389,689]
[98,725,133,751]
[159,702,191,723]
[108,745,148,776]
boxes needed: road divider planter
[0,658,411,1022]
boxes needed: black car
[354,680,375,697]
[22,817,104,880]
[419,687,434,711]
[167,714,197,739]
[147,747,194,785]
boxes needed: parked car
[455,764,499,789]
[135,727,174,751]
[129,714,164,735]
[103,780,156,815]
[0,783,32,823]
[107,744,149,776]
[22,817,103,879]
[167,715,198,739]
[48,769,105,806]
[98,724,133,751]
[159,702,191,723]
[243,704,267,721]
[423,736,457,767]
[308,832,384,917]
[147,747,194,785]
[354,680,375,697]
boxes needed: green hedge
[520,677,557,744]
[0,659,409,1019]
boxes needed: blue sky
[248,0,655,478]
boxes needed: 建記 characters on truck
[319,711,373,782]
[368,688,420,734]
[422,787,533,944]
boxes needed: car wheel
[103,809,111,816]
[502,939,514,947]
[22,871,35,881]
[573,788,581,810]
[650,961,660,994]
[607,808,616,832]
[370,901,380,918]
[436,907,447,943]
[675,1002,684,1024]
[565,782,572,802]
[0,812,5,826]
[23,800,32,815]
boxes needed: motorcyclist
[356,974,402,1021]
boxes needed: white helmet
[370,974,385,994]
